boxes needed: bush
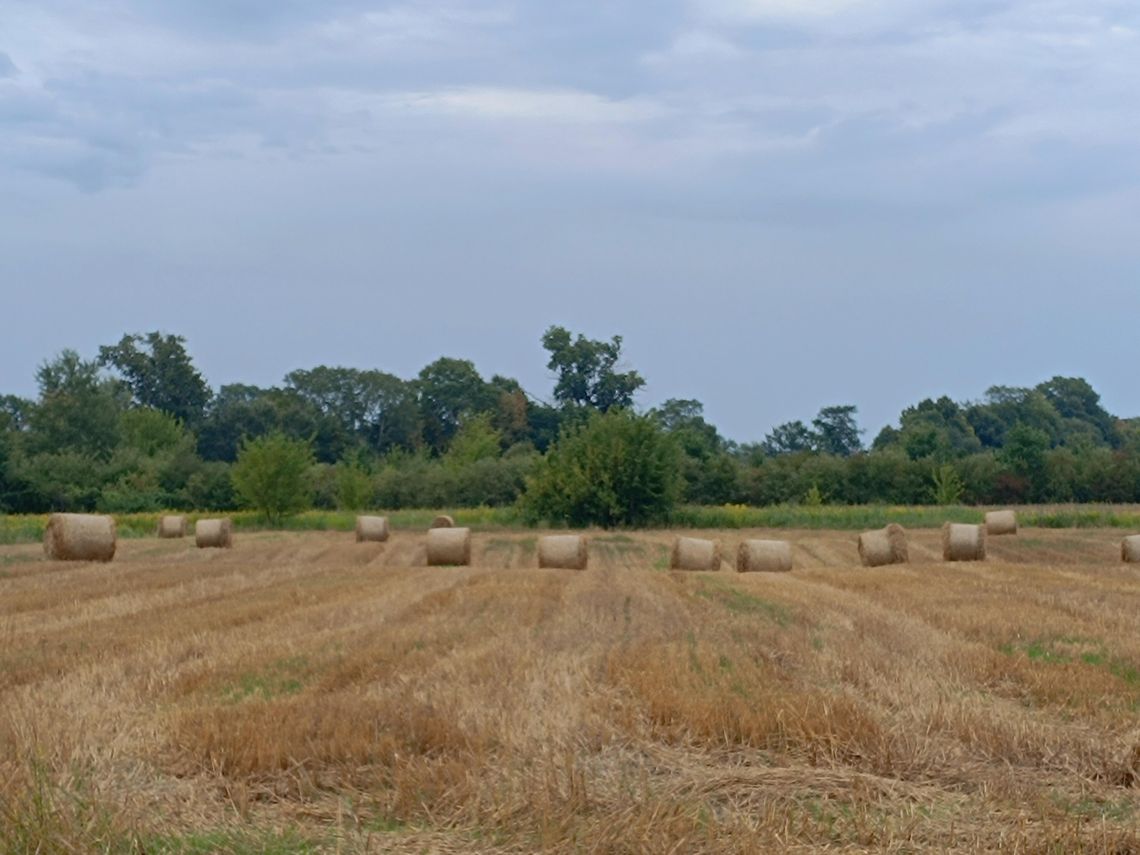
[521,409,681,528]
[231,433,314,523]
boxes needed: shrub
[521,409,681,528]
[231,433,314,523]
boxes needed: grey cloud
[0,52,16,77]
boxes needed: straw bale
[1122,535,1140,563]
[355,515,390,543]
[195,518,233,549]
[858,524,909,567]
[537,535,588,570]
[427,527,471,566]
[943,523,985,562]
[985,510,1018,536]
[43,513,116,562]
[737,539,793,573]
[670,537,721,571]
[157,515,187,539]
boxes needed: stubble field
[1,526,1139,853]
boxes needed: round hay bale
[427,527,471,566]
[431,514,455,529]
[985,510,1018,536]
[670,536,721,571]
[857,524,909,567]
[355,515,390,543]
[737,539,793,573]
[943,523,985,562]
[538,535,588,570]
[157,515,187,539]
[43,513,116,562]
[1121,535,1140,563]
[195,518,233,549]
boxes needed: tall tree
[98,332,211,425]
[27,350,126,458]
[541,326,644,412]
[1036,376,1118,447]
[761,420,816,456]
[416,358,493,454]
[285,366,420,454]
[812,405,864,457]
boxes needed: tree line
[1,328,1138,523]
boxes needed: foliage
[930,463,965,504]
[6,330,1140,516]
[812,405,864,457]
[541,326,645,412]
[98,331,211,426]
[334,462,373,511]
[27,350,126,459]
[443,413,503,467]
[760,420,816,456]
[521,409,681,528]
[231,433,315,523]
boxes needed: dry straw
[355,515,390,543]
[737,539,793,573]
[427,527,471,566]
[985,510,1018,536]
[195,518,233,549]
[43,513,116,562]
[157,515,187,539]
[537,535,588,570]
[858,524,909,567]
[1122,535,1140,563]
[943,523,985,562]
[431,514,455,529]
[670,536,722,572]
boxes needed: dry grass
[2,527,1140,853]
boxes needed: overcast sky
[2,0,1139,442]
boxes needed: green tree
[231,433,315,523]
[285,366,420,454]
[652,399,737,504]
[967,386,1061,449]
[541,326,644,412]
[444,413,503,467]
[27,350,126,458]
[930,463,965,504]
[812,405,863,457]
[1036,376,1118,447]
[334,462,373,511]
[416,357,493,454]
[98,332,211,426]
[998,423,1050,501]
[521,409,681,528]
[761,420,816,456]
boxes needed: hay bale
[942,523,985,562]
[355,515,390,543]
[43,513,116,562]
[157,515,187,539]
[670,536,721,571]
[427,527,471,566]
[431,514,455,529]
[538,535,588,570]
[985,510,1018,536]
[857,524,909,567]
[1122,535,1140,563]
[195,518,233,549]
[737,539,793,573]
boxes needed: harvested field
[1,527,1139,853]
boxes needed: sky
[2,0,1139,443]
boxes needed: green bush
[231,433,315,523]
[521,409,681,528]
